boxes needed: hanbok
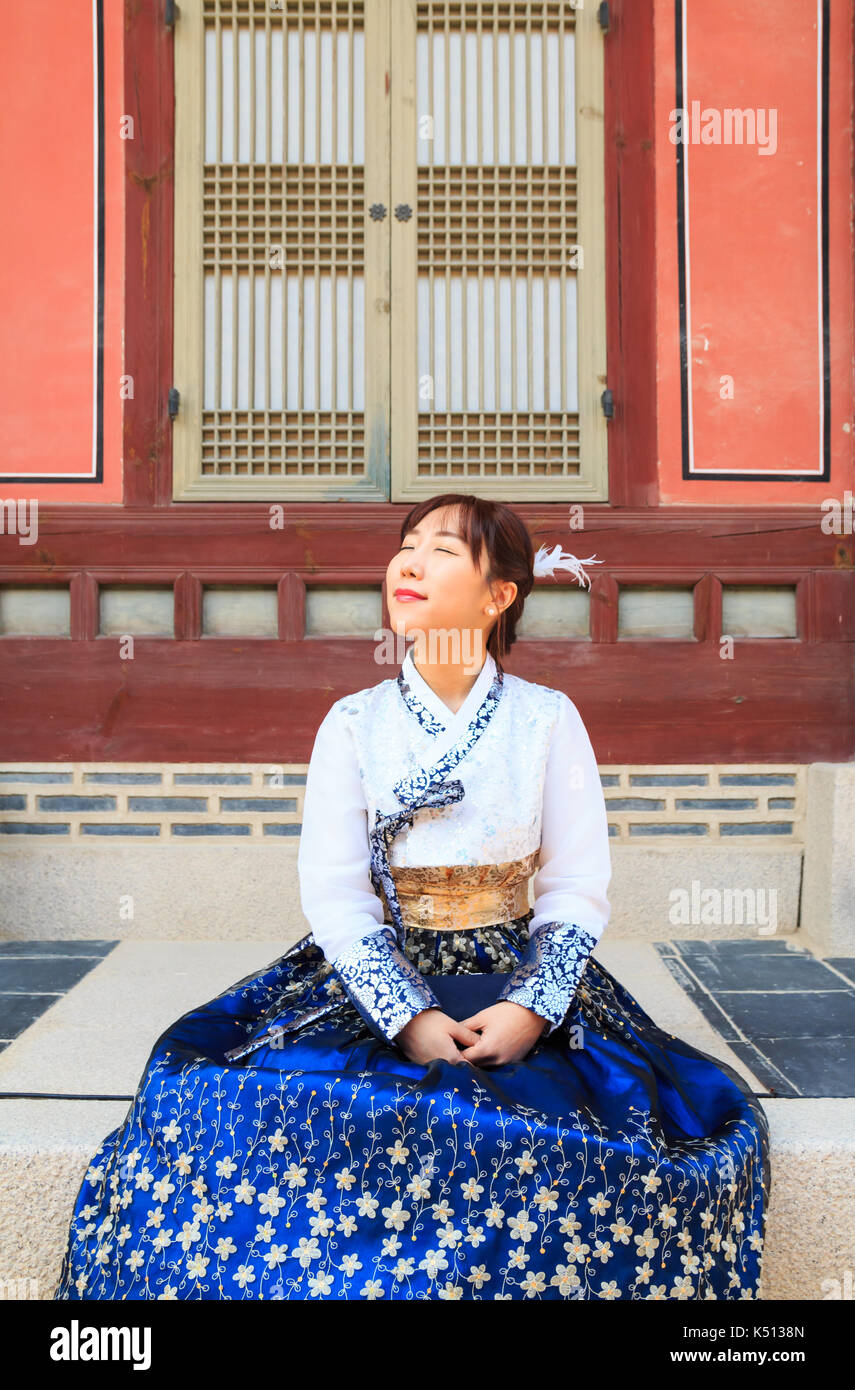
[54,648,770,1301]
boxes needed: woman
[54,493,770,1301]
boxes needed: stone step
[0,937,853,1301]
[0,841,803,941]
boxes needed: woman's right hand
[395,1007,480,1064]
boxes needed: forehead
[406,508,463,538]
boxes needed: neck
[408,634,490,715]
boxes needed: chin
[390,611,429,643]
[393,613,427,635]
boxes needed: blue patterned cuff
[497,920,599,1034]
[331,927,442,1043]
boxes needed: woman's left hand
[456,1001,547,1066]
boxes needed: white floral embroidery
[498,920,600,1033]
[331,927,441,1041]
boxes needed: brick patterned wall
[0,764,804,842]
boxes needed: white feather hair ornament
[532,543,602,590]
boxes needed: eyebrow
[404,527,463,540]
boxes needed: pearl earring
[487,606,496,615]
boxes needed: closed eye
[400,545,457,555]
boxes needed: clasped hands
[395,1000,547,1067]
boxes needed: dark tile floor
[654,939,855,1098]
[0,941,119,1052]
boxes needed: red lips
[394,588,427,599]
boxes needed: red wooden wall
[0,0,852,765]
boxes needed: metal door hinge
[597,3,610,33]
[600,388,614,420]
[165,0,178,28]
[168,388,180,420]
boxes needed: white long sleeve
[297,702,387,963]
[496,694,611,1032]
[528,693,612,941]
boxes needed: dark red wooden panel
[0,503,844,571]
[0,636,850,763]
[123,0,174,508]
[604,0,659,506]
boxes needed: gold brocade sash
[379,850,540,932]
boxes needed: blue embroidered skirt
[54,913,770,1301]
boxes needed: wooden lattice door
[172,0,607,502]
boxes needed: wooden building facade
[0,0,852,769]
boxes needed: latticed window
[173,0,608,501]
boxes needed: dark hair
[397,493,535,672]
